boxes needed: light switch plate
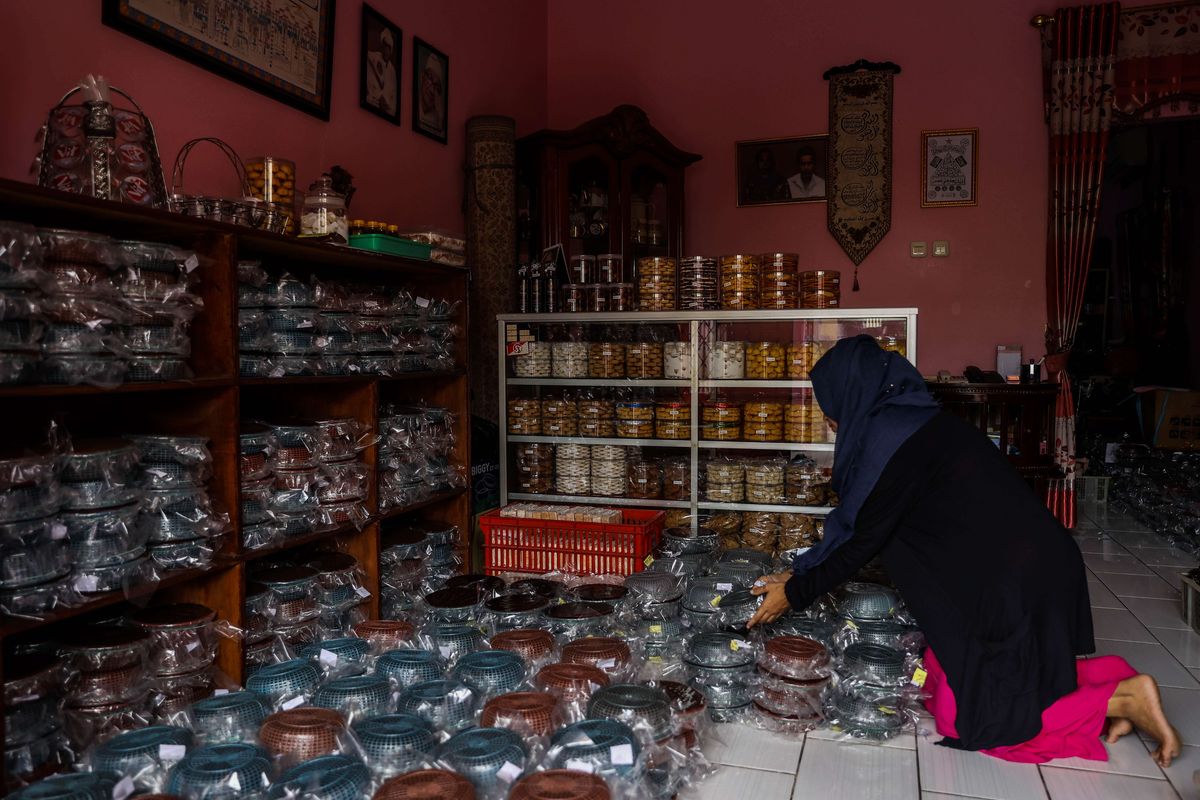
[933,240,949,257]
[910,241,927,258]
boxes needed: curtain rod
[1030,14,1054,27]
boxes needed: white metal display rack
[497,308,918,517]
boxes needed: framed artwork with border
[921,128,978,207]
[412,37,449,144]
[101,0,336,121]
[735,134,829,207]
[360,3,402,125]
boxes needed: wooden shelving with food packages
[0,178,470,787]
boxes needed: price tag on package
[609,743,634,765]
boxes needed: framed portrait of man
[735,134,829,207]
[360,4,401,124]
[412,37,449,144]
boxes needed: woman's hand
[747,577,792,629]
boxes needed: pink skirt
[922,649,1136,763]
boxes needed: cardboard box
[1142,388,1200,451]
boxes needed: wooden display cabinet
[0,179,470,789]
[517,105,701,280]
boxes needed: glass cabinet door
[561,147,619,263]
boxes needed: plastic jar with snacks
[655,401,690,422]
[679,256,719,310]
[637,257,677,311]
[515,443,554,471]
[588,343,625,378]
[745,458,786,486]
[244,156,296,206]
[610,283,636,312]
[744,400,784,423]
[625,342,664,378]
[615,401,654,421]
[542,415,578,437]
[518,471,553,494]
[663,458,690,500]
[705,482,745,503]
[742,521,780,553]
[552,342,589,378]
[562,284,586,313]
[507,398,541,434]
[702,401,742,424]
[590,458,626,480]
[743,420,784,442]
[627,461,663,499]
[655,420,689,440]
[579,418,615,437]
[786,341,826,379]
[542,397,577,418]
[719,254,760,310]
[301,174,348,240]
[701,422,741,441]
[800,269,840,293]
[578,397,614,418]
[706,460,745,485]
[800,289,840,309]
[746,342,786,379]
[592,476,624,497]
[556,474,591,496]
[663,342,692,379]
[785,420,826,444]
[746,483,785,504]
[759,253,799,309]
[707,340,746,379]
[514,342,552,377]
[557,443,590,461]
[569,255,596,285]
[616,419,655,440]
[591,445,627,462]
[587,284,610,313]
[596,254,623,284]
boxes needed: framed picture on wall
[412,37,449,144]
[735,134,828,207]
[101,0,336,120]
[360,4,401,124]
[921,128,978,207]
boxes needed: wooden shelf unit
[0,179,471,784]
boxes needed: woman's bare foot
[1105,717,1134,744]
[1108,674,1182,767]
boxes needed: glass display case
[496,309,918,520]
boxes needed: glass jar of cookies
[615,400,654,421]
[702,401,742,424]
[588,342,626,378]
[655,401,690,422]
[655,420,689,440]
[579,417,615,437]
[626,342,664,378]
[542,414,578,437]
[637,256,677,311]
[700,422,741,441]
[627,460,663,499]
[707,340,746,379]
[542,397,577,418]
[787,341,825,379]
[616,419,655,440]
[743,419,784,442]
[785,390,826,443]
[663,341,692,379]
[578,397,614,419]
[719,254,760,310]
[744,400,784,424]
[552,341,589,378]
[662,458,690,500]
[746,341,786,379]
[513,341,552,377]
[507,398,541,434]
[679,256,719,310]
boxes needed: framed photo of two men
[736,134,828,207]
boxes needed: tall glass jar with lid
[301,174,348,242]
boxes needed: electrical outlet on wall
[910,241,927,258]
[933,240,949,257]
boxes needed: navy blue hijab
[792,335,940,574]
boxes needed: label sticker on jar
[158,744,186,761]
[610,743,635,765]
[716,582,733,592]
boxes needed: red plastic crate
[481,507,665,576]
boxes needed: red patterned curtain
[1115,2,1200,120]
[1042,3,1120,529]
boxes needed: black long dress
[784,412,1095,750]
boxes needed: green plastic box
[348,234,432,260]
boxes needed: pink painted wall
[0,0,548,231]
[546,0,1049,374]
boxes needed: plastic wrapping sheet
[352,712,438,780]
[269,752,373,800]
[479,690,564,738]
[244,659,322,712]
[0,220,47,289]
[39,293,129,353]
[140,487,229,543]
[164,742,274,798]
[4,725,75,792]
[374,648,448,691]
[148,532,225,571]
[561,637,637,683]
[0,449,60,522]
[0,515,71,592]
[257,707,353,769]
[64,504,155,567]
[85,724,193,792]
[128,602,218,677]
[1107,449,1200,554]
[8,773,115,800]
[309,673,393,722]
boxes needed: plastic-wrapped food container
[663,341,691,378]
[707,341,745,379]
[627,460,662,499]
[610,283,636,312]
[587,343,625,378]
[615,400,654,421]
[663,458,690,500]
[746,342,786,379]
[625,342,663,378]
[568,255,595,285]
[513,342,551,377]
[245,156,296,206]
[679,256,719,310]
[506,398,541,435]
[637,257,676,311]
[701,422,741,441]
[702,401,742,423]
[720,254,760,310]
[596,254,623,284]
[551,341,588,378]
[616,419,654,440]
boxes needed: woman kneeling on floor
[748,335,1181,767]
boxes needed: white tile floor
[686,504,1200,800]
